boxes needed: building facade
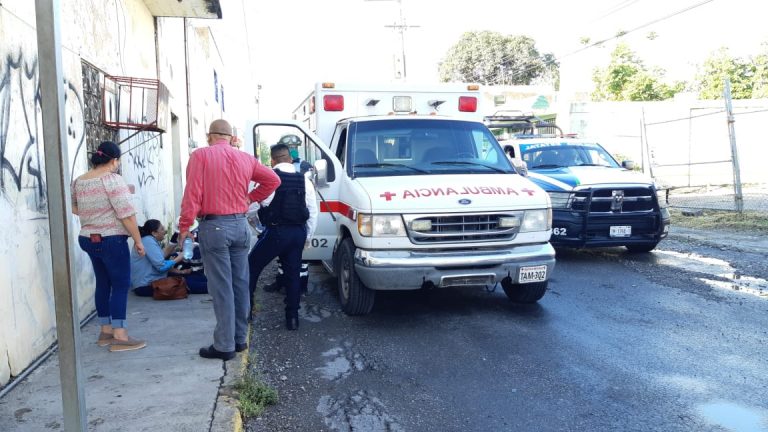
[0,0,254,388]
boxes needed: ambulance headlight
[497,216,520,229]
[520,209,552,232]
[358,214,406,237]
[410,219,432,231]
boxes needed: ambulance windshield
[347,119,515,178]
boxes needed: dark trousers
[248,225,306,316]
[275,260,310,292]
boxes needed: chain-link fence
[564,98,768,214]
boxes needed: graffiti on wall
[0,50,86,213]
[125,131,162,188]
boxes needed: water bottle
[182,237,194,260]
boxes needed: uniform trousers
[248,224,306,317]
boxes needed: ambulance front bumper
[353,243,556,290]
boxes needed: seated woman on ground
[167,217,208,294]
[131,219,189,296]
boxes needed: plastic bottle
[182,237,194,260]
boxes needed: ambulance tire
[625,242,659,253]
[501,279,547,304]
[337,238,375,315]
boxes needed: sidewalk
[0,293,246,432]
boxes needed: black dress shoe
[235,342,248,352]
[199,345,235,360]
[285,316,299,331]
[262,280,283,293]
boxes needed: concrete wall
[0,1,230,388]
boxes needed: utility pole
[35,0,87,430]
[365,0,419,80]
[723,78,744,213]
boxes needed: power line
[454,0,717,85]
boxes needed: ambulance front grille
[404,212,521,244]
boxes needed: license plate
[610,225,632,237]
[518,265,547,284]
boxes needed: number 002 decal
[311,238,329,248]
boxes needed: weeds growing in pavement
[235,369,278,418]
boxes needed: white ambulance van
[247,82,555,315]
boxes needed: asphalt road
[246,236,768,432]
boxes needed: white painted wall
[0,0,230,387]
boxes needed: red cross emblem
[380,191,397,201]
[521,188,536,196]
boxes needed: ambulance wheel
[337,238,375,315]
[501,279,547,304]
[625,242,659,253]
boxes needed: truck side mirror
[314,159,328,187]
[622,160,636,170]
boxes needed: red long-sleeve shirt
[178,139,280,234]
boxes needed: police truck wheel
[501,278,547,303]
[625,242,659,253]
[337,238,375,315]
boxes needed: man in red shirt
[179,119,280,360]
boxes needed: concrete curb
[210,327,250,432]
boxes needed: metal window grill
[102,75,168,132]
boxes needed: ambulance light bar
[459,96,477,112]
[324,95,344,111]
[393,96,412,112]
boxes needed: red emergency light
[324,95,344,111]
[458,96,477,112]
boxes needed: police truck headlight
[520,209,552,232]
[547,191,573,209]
[358,214,406,237]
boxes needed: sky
[220,0,768,120]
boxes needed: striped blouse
[71,173,136,237]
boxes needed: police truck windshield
[347,119,515,178]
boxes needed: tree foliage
[753,43,768,99]
[438,31,557,87]
[592,43,679,101]
[695,48,755,99]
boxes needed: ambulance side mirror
[314,159,328,187]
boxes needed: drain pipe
[183,17,194,148]
[0,311,97,401]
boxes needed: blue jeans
[198,216,251,352]
[248,225,306,316]
[78,235,131,328]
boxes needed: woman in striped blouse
[71,141,147,352]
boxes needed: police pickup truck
[486,114,670,253]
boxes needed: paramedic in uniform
[263,134,313,293]
[248,141,318,330]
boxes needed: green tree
[592,43,678,101]
[695,47,755,99]
[438,31,556,86]
[751,42,768,98]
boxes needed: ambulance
[247,82,555,315]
